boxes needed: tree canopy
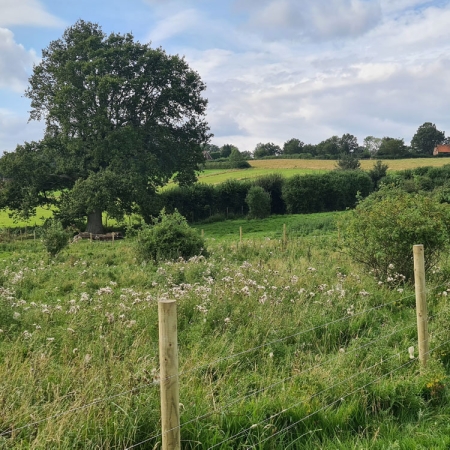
[0,20,210,233]
[411,122,445,155]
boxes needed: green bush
[339,186,450,282]
[136,209,207,262]
[253,173,286,214]
[245,186,271,219]
[41,219,71,256]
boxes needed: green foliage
[40,219,71,256]
[136,209,207,262]
[282,171,373,214]
[368,160,389,187]
[282,138,304,155]
[377,137,409,158]
[340,186,450,282]
[335,153,361,170]
[1,20,209,234]
[245,186,271,219]
[411,122,446,155]
[253,173,286,215]
[253,142,282,158]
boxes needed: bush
[245,186,271,219]
[136,209,207,263]
[253,173,286,214]
[339,186,450,282]
[335,153,361,170]
[41,219,71,256]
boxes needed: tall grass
[0,213,449,448]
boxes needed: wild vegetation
[1,208,450,448]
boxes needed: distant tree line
[205,122,448,161]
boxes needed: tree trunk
[85,210,104,234]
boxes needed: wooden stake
[158,299,180,450]
[413,244,429,367]
[90,233,92,243]
[283,223,287,249]
[201,229,204,238]
[240,226,242,244]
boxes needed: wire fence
[2,245,448,449]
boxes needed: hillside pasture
[0,213,449,448]
[197,157,450,185]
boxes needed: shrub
[339,186,450,282]
[335,153,361,170]
[368,160,388,187]
[245,186,271,219]
[253,173,286,214]
[136,209,207,262]
[41,219,71,256]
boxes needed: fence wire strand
[209,332,450,449]
[247,334,450,449]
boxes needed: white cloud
[0,0,64,27]
[0,28,38,92]
[0,108,45,153]
[147,9,203,43]
[238,0,382,40]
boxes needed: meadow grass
[0,213,449,448]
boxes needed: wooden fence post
[158,299,180,450]
[240,226,242,244]
[283,224,287,249]
[413,244,429,367]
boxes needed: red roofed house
[433,144,450,156]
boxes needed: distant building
[433,144,450,156]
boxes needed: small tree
[339,186,450,283]
[245,186,271,219]
[335,153,361,170]
[136,209,207,263]
[368,160,388,187]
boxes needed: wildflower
[408,346,415,359]
[47,337,55,342]
[269,352,274,358]
[224,317,231,324]
[67,328,75,333]
[388,264,395,270]
[13,312,20,319]
[23,330,32,339]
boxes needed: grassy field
[196,157,450,185]
[1,213,450,448]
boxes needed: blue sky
[1,0,450,153]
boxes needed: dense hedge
[157,170,374,222]
[282,171,374,214]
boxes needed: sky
[1,0,450,154]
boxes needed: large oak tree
[0,20,210,233]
